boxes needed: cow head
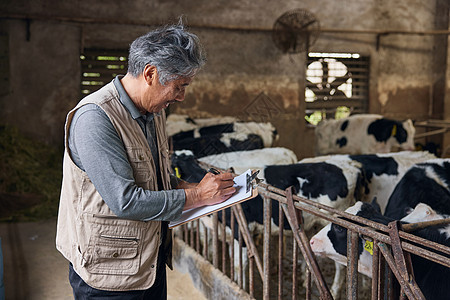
[398,119,415,151]
[310,201,387,278]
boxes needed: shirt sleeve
[68,104,186,221]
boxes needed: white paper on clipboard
[169,169,256,228]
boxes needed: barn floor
[0,219,206,300]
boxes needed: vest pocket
[85,223,142,276]
[127,146,154,187]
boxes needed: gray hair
[127,20,206,85]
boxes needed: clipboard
[169,169,259,229]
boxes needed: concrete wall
[1,0,448,158]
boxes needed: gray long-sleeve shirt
[68,76,185,221]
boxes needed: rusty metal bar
[183,223,188,243]
[346,230,359,300]
[238,230,243,288]
[249,255,254,297]
[388,221,425,300]
[203,222,208,258]
[213,212,219,268]
[387,264,396,300]
[262,184,450,256]
[221,210,226,273]
[263,194,271,300]
[377,242,422,300]
[402,218,450,232]
[379,253,386,300]
[230,209,235,281]
[190,219,194,248]
[292,236,298,300]
[259,187,450,265]
[196,219,200,253]
[282,187,332,300]
[305,268,312,300]
[260,186,389,231]
[278,201,284,300]
[232,204,264,277]
[371,241,379,300]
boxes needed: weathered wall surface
[1,0,448,158]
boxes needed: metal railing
[174,181,450,299]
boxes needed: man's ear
[143,65,158,85]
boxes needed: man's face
[144,72,193,113]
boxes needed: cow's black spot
[340,120,349,131]
[350,155,399,180]
[329,202,387,257]
[327,222,349,256]
[385,164,450,220]
[265,162,348,201]
[367,118,406,143]
[349,155,398,196]
[186,117,197,124]
[171,152,207,183]
[394,124,408,144]
[172,123,234,140]
[172,133,264,158]
[198,123,234,136]
[171,130,195,140]
[336,137,347,147]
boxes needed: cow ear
[371,197,382,213]
[394,122,408,143]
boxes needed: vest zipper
[100,234,139,243]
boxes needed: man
[56,21,236,299]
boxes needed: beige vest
[56,81,173,291]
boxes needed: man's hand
[183,172,236,210]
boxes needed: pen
[207,167,220,175]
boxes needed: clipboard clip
[246,170,263,193]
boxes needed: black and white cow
[198,147,298,176]
[310,200,450,300]
[172,132,265,158]
[171,150,208,183]
[166,114,237,137]
[300,151,435,215]
[315,114,416,155]
[170,121,277,149]
[281,155,364,232]
[383,158,450,220]
[348,151,435,213]
[167,114,278,158]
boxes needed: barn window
[305,52,369,125]
[80,49,128,96]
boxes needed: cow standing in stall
[167,114,278,158]
[384,158,450,219]
[315,114,416,156]
[348,151,436,212]
[299,151,435,221]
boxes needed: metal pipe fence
[174,181,450,299]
